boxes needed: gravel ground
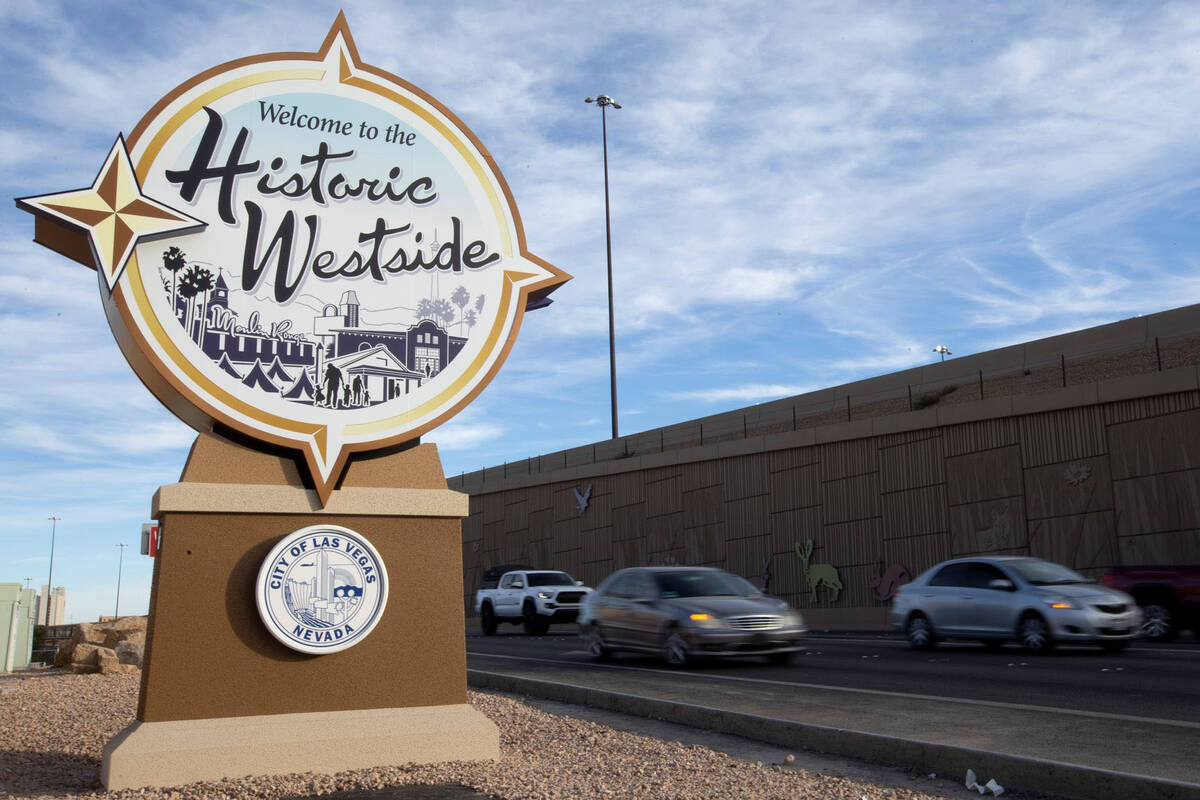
[0,671,959,800]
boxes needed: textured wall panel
[503,496,528,534]
[684,524,727,564]
[527,484,553,513]
[945,446,1023,505]
[1113,470,1200,536]
[1019,406,1107,468]
[769,506,823,556]
[769,447,819,473]
[1103,391,1200,425]
[1024,456,1113,520]
[820,439,878,480]
[614,537,648,570]
[882,532,951,578]
[819,517,883,566]
[1028,511,1116,571]
[723,454,769,500]
[582,527,613,564]
[726,534,772,580]
[645,473,683,518]
[949,497,1028,555]
[942,418,1019,457]
[644,513,685,555]
[1108,409,1200,480]
[881,485,949,539]
[724,494,771,541]
[1118,530,1200,564]
[823,472,881,524]
[769,462,822,512]
[682,459,723,491]
[611,472,645,508]
[879,435,944,492]
[482,493,505,525]
[683,486,725,530]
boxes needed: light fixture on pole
[45,516,60,627]
[24,578,32,590]
[933,345,952,362]
[114,543,128,619]
[585,94,622,439]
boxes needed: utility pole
[585,94,622,439]
[114,543,128,619]
[45,516,60,627]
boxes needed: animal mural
[870,560,911,602]
[795,539,843,603]
[748,556,772,593]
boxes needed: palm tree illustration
[451,285,470,334]
[463,308,477,334]
[416,297,435,321]
[431,297,455,328]
[474,294,485,314]
[178,265,216,343]
[162,247,187,316]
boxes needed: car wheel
[1100,640,1129,653]
[1019,614,1054,654]
[906,614,935,650]
[480,604,497,636]
[523,603,549,635]
[1140,603,1176,641]
[584,625,611,660]
[663,630,690,668]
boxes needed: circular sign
[18,17,568,503]
[256,524,389,654]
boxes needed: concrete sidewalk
[468,663,1200,800]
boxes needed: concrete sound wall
[454,307,1200,629]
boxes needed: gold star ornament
[17,136,206,292]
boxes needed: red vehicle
[1103,566,1200,641]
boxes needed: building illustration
[160,251,473,410]
[283,549,363,629]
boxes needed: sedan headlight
[536,591,554,599]
[781,611,805,627]
[1042,596,1073,609]
[686,612,724,628]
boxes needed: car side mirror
[575,580,584,586]
[988,578,1014,591]
[512,581,524,589]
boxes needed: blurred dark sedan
[578,566,806,667]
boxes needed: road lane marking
[466,650,1200,730]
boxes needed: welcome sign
[18,14,568,502]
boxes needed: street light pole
[585,94,622,439]
[114,543,127,619]
[45,516,60,627]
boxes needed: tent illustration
[216,352,243,380]
[282,369,317,401]
[241,359,279,392]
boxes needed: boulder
[55,616,149,669]
[115,639,144,668]
[70,643,103,674]
[97,646,138,675]
[54,623,107,667]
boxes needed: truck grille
[727,615,782,631]
[1093,603,1127,614]
[556,591,585,604]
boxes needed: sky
[4,1,1200,624]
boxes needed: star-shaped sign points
[17,136,206,292]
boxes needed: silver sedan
[578,566,806,667]
[891,557,1141,653]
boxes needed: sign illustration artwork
[16,14,569,501]
[257,525,388,654]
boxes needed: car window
[655,570,757,598]
[499,574,514,589]
[605,572,637,598]
[527,572,575,587]
[928,563,970,587]
[966,563,1008,589]
[1006,559,1090,586]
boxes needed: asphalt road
[466,628,1200,724]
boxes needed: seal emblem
[256,524,388,654]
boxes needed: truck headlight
[536,591,553,599]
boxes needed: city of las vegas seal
[256,524,388,654]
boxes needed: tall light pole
[585,94,622,439]
[114,543,128,619]
[45,516,60,627]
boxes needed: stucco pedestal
[102,703,498,790]
[101,431,498,789]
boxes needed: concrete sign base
[102,703,497,790]
[102,432,498,789]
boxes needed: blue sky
[4,1,1200,623]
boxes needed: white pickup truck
[475,569,593,635]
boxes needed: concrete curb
[468,669,1200,800]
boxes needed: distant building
[37,585,65,626]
